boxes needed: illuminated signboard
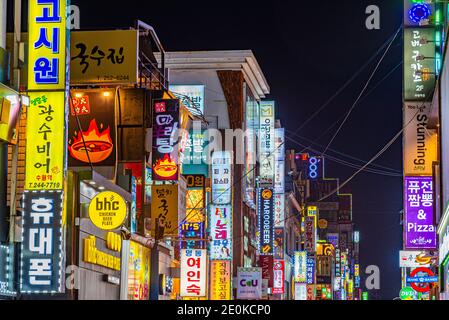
[400,250,434,268]
[20,190,63,293]
[152,99,180,181]
[404,176,437,249]
[404,1,435,27]
[210,260,231,300]
[127,241,150,300]
[237,267,262,300]
[304,215,316,254]
[274,128,285,194]
[211,151,232,204]
[273,260,285,294]
[295,283,307,300]
[258,188,274,255]
[25,92,65,190]
[169,85,205,116]
[306,256,315,285]
[209,205,232,260]
[28,0,67,90]
[274,228,284,260]
[404,28,436,101]
[294,251,307,283]
[0,245,15,296]
[71,30,138,84]
[180,222,205,250]
[274,193,285,228]
[259,101,275,186]
[88,191,127,231]
[151,185,179,238]
[180,249,207,297]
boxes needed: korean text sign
[209,205,233,260]
[152,99,180,181]
[70,30,138,84]
[180,249,207,297]
[151,185,178,237]
[25,92,64,190]
[304,215,316,254]
[210,260,231,300]
[237,267,262,300]
[28,0,67,90]
[404,176,437,249]
[273,260,285,294]
[20,190,63,293]
[169,85,205,116]
[259,101,275,186]
[211,151,232,204]
[294,251,307,283]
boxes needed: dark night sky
[72,0,404,299]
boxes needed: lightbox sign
[20,190,63,293]
[274,193,285,227]
[399,250,434,268]
[237,267,262,300]
[404,1,435,27]
[28,0,67,90]
[404,28,436,101]
[274,128,285,194]
[294,283,307,300]
[211,151,232,204]
[403,102,437,176]
[404,176,437,249]
[180,222,205,250]
[88,191,127,231]
[273,260,285,294]
[151,185,178,237]
[304,215,316,254]
[306,256,315,285]
[180,249,207,297]
[169,85,205,116]
[0,245,15,296]
[259,101,275,186]
[209,205,233,260]
[274,228,284,260]
[152,99,180,181]
[25,92,65,190]
[294,251,307,283]
[210,260,231,300]
[258,188,274,255]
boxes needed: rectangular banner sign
[151,185,178,237]
[404,176,437,249]
[237,267,262,300]
[210,260,231,300]
[169,85,205,116]
[258,188,274,255]
[180,249,207,297]
[211,151,232,204]
[294,251,307,283]
[209,205,233,260]
[20,190,63,293]
[273,260,285,294]
[260,255,274,289]
[259,101,275,186]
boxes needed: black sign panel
[21,190,63,293]
[258,188,274,255]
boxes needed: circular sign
[261,189,273,200]
[89,191,127,230]
[318,219,328,229]
[400,287,415,300]
[409,267,435,293]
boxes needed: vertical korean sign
[294,251,307,283]
[211,151,232,204]
[304,215,316,254]
[151,185,178,238]
[209,205,232,260]
[259,101,275,186]
[273,260,285,294]
[24,0,67,294]
[210,260,231,300]
[180,249,207,298]
[404,176,437,249]
[21,191,63,293]
[152,99,180,181]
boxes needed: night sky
[72,0,404,299]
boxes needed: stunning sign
[151,185,179,237]
[211,151,232,204]
[180,249,207,297]
[68,90,117,168]
[88,191,127,230]
[259,101,275,186]
[209,205,233,260]
[28,0,67,90]
[404,176,437,249]
[403,102,437,176]
[399,250,434,268]
[25,92,65,190]
[237,267,262,300]
[152,99,180,181]
[20,190,63,293]
[273,260,285,294]
[71,30,138,84]
[210,260,231,300]
[294,251,307,283]
[404,28,436,101]
[169,85,205,116]
[258,188,274,255]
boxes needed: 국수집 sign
[180,249,207,297]
[258,188,274,255]
[209,205,233,260]
[237,267,262,300]
[152,99,180,181]
[404,176,437,249]
[28,0,67,90]
[25,92,65,190]
[20,190,63,293]
[88,191,127,230]
[259,101,275,186]
[169,85,205,116]
[211,151,232,204]
[71,30,138,84]
[151,185,179,237]
[404,28,436,101]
